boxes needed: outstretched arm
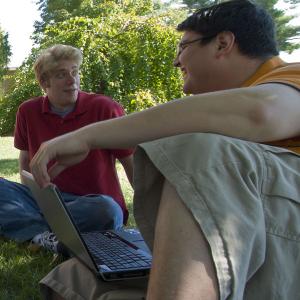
[118,155,134,187]
[19,150,30,184]
[30,83,300,187]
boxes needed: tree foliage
[39,11,184,110]
[170,0,300,53]
[33,0,159,43]
[0,28,11,81]
[2,0,297,135]
[0,54,41,136]
[0,0,185,135]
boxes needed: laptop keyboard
[82,232,152,271]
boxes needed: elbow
[250,101,275,126]
[245,86,279,127]
[248,98,282,141]
[248,90,283,142]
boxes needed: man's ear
[215,31,235,58]
[40,77,50,91]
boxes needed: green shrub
[0,7,185,135]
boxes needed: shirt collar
[42,91,87,117]
[242,56,286,87]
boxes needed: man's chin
[183,82,207,95]
[183,84,193,95]
[65,90,78,98]
[64,89,78,94]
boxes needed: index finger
[30,146,52,188]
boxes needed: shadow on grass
[125,200,136,228]
[0,238,63,299]
[0,158,18,176]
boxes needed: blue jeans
[0,178,123,242]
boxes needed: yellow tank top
[242,56,300,154]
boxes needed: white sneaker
[29,231,59,253]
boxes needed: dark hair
[177,0,279,58]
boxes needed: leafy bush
[0,4,186,135]
[0,58,42,135]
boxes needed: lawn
[0,136,134,299]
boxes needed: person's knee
[191,133,234,153]
[40,283,65,300]
[96,196,124,230]
[80,195,123,231]
[0,178,31,201]
[181,133,254,167]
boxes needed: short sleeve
[104,100,134,159]
[14,105,29,151]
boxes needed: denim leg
[62,193,124,232]
[0,178,123,242]
[0,178,49,242]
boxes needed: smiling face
[42,60,80,110]
[174,31,220,95]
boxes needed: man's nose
[173,55,180,68]
[66,73,76,84]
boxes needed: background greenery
[174,0,300,53]
[0,136,135,299]
[0,28,11,82]
[0,0,299,135]
[0,0,186,136]
[0,0,299,298]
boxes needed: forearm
[77,84,300,150]
[119,155,134,187]
[19,151,30,184]
[30,83,300,187]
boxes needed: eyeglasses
[176,35,216,56]
[53,68,80,80]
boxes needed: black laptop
[22,170,152,281]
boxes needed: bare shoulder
[253,83,300,118]
[255,82,300,96]
[252,83,300,140]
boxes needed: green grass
[0,238,62,300]
[0,136,135,299]
[0,137,20,182]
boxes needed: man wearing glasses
[35,1,299,299]
[0,44,133,253]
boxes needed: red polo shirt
[14,91,133,222]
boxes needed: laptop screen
[21,170,98,271]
